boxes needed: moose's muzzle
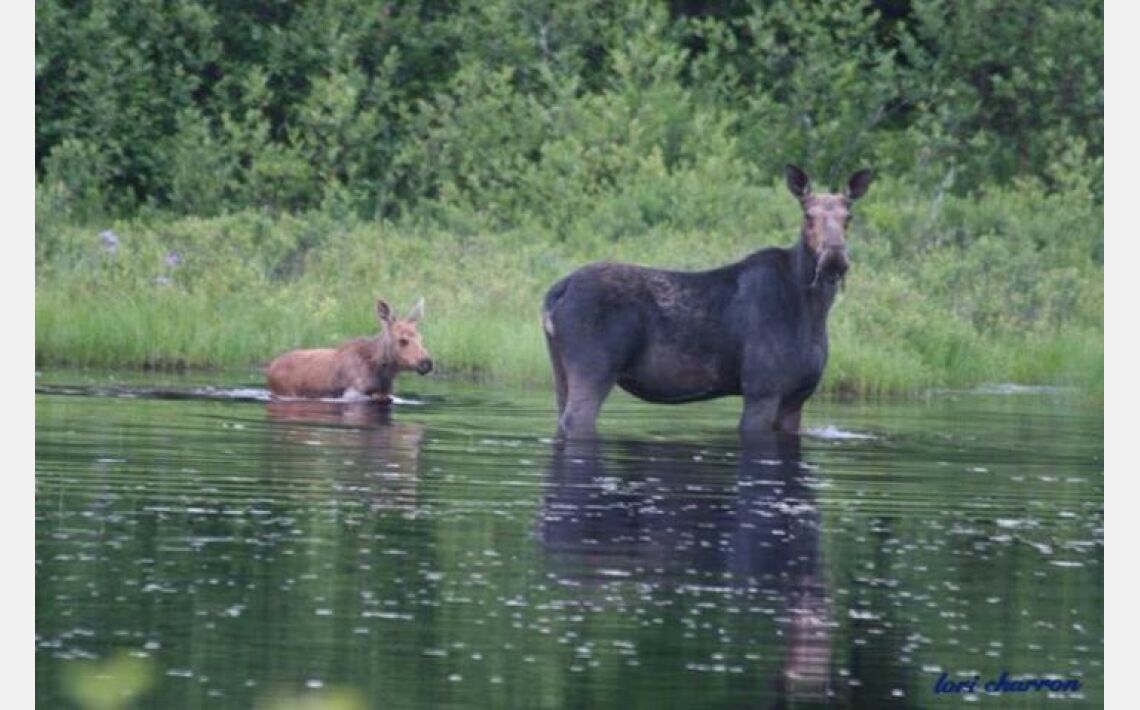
[811,247,849,287]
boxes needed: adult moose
[541,165,872,437]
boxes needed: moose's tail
[541,277,571,414]
[541,277,570,338]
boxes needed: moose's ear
[406,297,425,323]
[845,169,873,201]
[785,164,811,200]
[376,299,392,325]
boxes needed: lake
[35,371,1103,708]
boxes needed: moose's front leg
[777,402,803,434]
[356,373,393,404]
[368,380,394,404]
[739,395,780,436]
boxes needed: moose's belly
[616,347,738,403]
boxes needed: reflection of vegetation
[255,688,366,710]
[63,652,156,710]
[35,390,1102,706]
[61,653,366,710]
[34,0,1102,392]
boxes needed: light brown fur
[786,165,873,288]
[266,298,432,400]
[800,194,851,254]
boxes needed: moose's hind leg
[558,369,617,438]
[545,335,569,416]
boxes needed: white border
[10,2,34,707]
[1104,2,1130,707]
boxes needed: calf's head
[376,298,433,375]
[785,164,873,287]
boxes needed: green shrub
[36,0,1102,218]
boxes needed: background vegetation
[35,0,1104,392]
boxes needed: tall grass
[35,178,1103,394]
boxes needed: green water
[35,371,1103,708]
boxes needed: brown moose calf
[266,298,433,401]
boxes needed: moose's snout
[822,246,849,276]
[417,358,434,375]
[811,246,849,288]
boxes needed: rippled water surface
[35,371,1103,707]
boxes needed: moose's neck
[371,335,400,377]
[370,343,398,396]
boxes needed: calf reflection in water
[540,434,834,702]
[264,400,424,513]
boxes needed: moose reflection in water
[264,399,425,513]
[539,434,836,702]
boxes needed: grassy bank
[35,176,1103,394]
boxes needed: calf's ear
[785,164,811,200]
[406,297,425,323]
[376,299,393,325]
[845,169,873,201]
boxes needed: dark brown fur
[542,165,872,437]
[266,298,432,400]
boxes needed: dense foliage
[35,0,1103,390]
[37,0,1102,222]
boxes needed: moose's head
[376,298,434,375]
[785,165,873,287]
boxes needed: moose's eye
[399,338,409,347]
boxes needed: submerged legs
[557,371,616,437]
[741,388,807,436]
[739,395,781,436]
[777,402,804,434]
